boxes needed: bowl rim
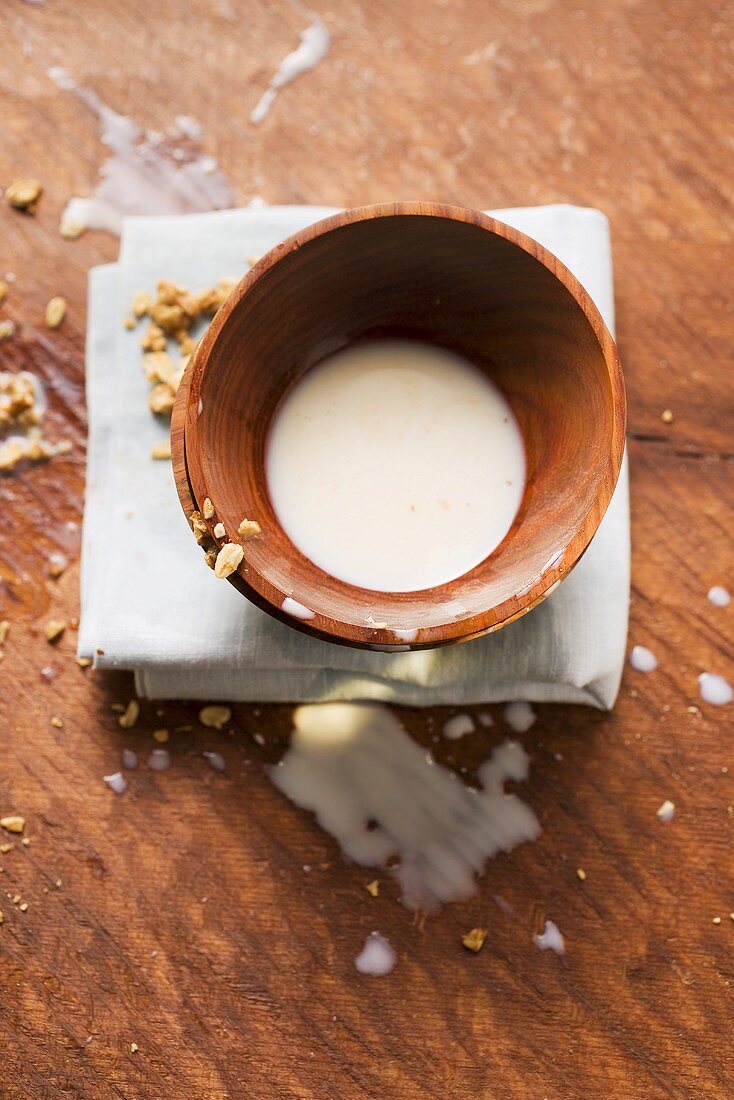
[172,200,626,651]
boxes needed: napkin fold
[79,204,629,708]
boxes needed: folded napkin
[79,204,629,708]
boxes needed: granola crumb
[150,441,171,460]
[148,384,175,416]
[576,868,586,881]
[50,716,64,728]
[189,510,210,545]
[45,297,67,329]
[131,291,152,318]
[246,253,262,266]
[365,880,380,897]
[0,816,25,834]
[203,498,215,520]
[713,916,722,925]
[661,409,674,424]
[462,927,488,953]
[19,901,28,912]
[214,543,244,579]
[237,518,262,540]
[203,546,218,570]
[0,320,16,343]
[59,217,86,240]
[5,178,42,212]
[0,280,7,304]
[21,837,30,847]
[123,315,136,330]
[76,656,92,668]
[44,619,66,643]
[0,843,11,852]
[213,522,226,539]
[140,323,167,353]
[199,705,232,730]
[142,351,174,384]
[130,1043,139,1054]
[0,621,9,645]
[153,728,169,743]
[118,700,140,729]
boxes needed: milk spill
[47,67,234,236]
[250,15,331,124]
[707,586,730,607]
[281,596,315,620]
[698,673,733,706]
[270,704,540,913]
[503,701,536,733]
[443,714,475,740]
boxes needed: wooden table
[1,2,732,1096]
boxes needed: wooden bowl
[171,202,625,651]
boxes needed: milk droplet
[103,771,128,794]
[478,712,494,728]
[394,628,419,643]
[354,932,396,976]
[503,700,536,733]
[698,673,733,707]
[121,748,138,770]
[533,920,565,954]
[656,799,675,822]
[630,645,658,672]
[281,597,315,620]
[148,748,171,771]
[442,714,474,740]
[250,16,331,124]
[707,586,730,607]
[203,750,227,772]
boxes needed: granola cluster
[0,371,71,473]
[188,499,261,579]
[126,277,238,424]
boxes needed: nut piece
[76,656,92,668]
[214,543,244,579]
[203,546,218,570]
[365,880,380,897]
[461,927,488,953]
[142,352,174,384]
[213,522,226,539]
[199,705,232,730]
[202,498,215,520]
[0,621,9,645]
[44,619,66,643]
[151,442,171,460]
[237,518,262,540]
[132,291,152,318]
[661,408,674,424]
[118,700,140,729]
[189,510,210,545]
[50,716,64,728]
[0,816,25,834]
[140,323,167,353]
[153,728,169,743]
[5,178,42,212]
[45,297,67,329]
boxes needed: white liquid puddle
[267,340,526,592]
[708,586,730,607]
[630,645,658,673]
[270,704,540,913]
[656,799,675,823]
[250,15,331,124]
[443,714,475,740]
[47,67,234,236]
[698,673,733,707]
[533,920,565,955]
[503,701,536,733]
[354,932,397,976]
[281,596,315,620]
[394,628,419,643]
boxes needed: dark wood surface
[1,1,732,1097]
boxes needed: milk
[266,340,526,592]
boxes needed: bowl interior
[184,209,623,646]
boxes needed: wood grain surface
[1,1,732,1097]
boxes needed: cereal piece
[153,728,169,743]
[214,543,244,579]
[213,522,226,539]
[0,320,16,343]
[44,619,66,643]
[365,880,379,897]
[140,323,167,353]
[131,291,152,318]
[0,621,9,645]
[237,518,262,540]
[45,297,67,329]
[462,928,488,953]
[199,705,232,729]
[142,351,174,384]
[76,656,92,668]
[50,716,64,728]
[151,441,171,460]
[203,498,215,520]
[148,384,175,416]
[0,816,25,834]
[5,178,42,212]
[118,700,140,729]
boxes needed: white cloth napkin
[79,204,630,708]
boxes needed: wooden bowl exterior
[172,202,625,651]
